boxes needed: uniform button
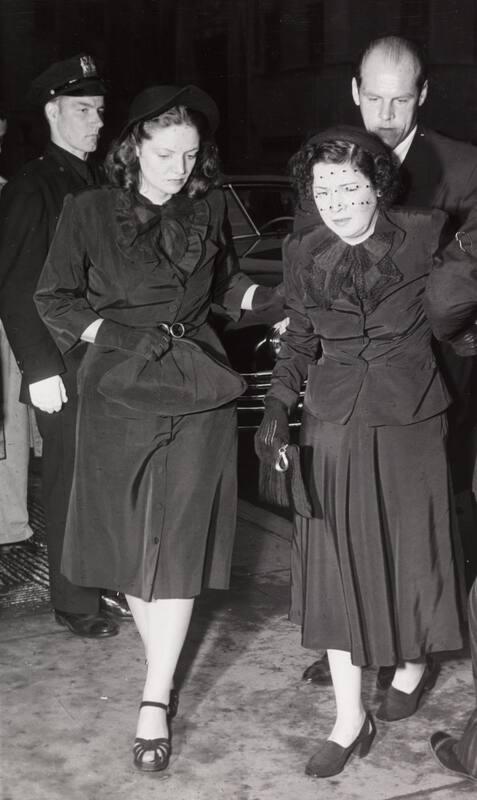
[153,536,159,544]
[169,303,178,312]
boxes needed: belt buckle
[170,322,185,339]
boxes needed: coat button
[153,536,159,544]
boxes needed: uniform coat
[269,208,464,665]
[35,186,253,600]
[0,142,102,613]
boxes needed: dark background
[0,0,476,176]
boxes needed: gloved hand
[254,396,290,466]
[29,375,68,413]
[94,320,171,361]
[449,319,477,356]
[251,282,285,312]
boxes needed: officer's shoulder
[3,154,54,192]
[3,150,75,197]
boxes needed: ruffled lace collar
[302,212,406,313]
[114,188,210,281]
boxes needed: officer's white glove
[29,375,68,413]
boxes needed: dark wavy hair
[105,105,221,198]
[289,138,400,209]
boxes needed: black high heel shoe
[133,701,171,773]
[305,712,376,778]
[376,661,437,722]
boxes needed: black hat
[306,125,391,158]
[28,54,107,106]
[119,84,219,140]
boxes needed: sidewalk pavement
[1,499,476,800]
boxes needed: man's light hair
[356,35,427,93]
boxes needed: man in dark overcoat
[300,34,477,686]
[0,55,121,637]
[425,208,477,783]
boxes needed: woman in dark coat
[35,85,279,772]
[255,126,464,778]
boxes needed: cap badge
[80,55,97,78]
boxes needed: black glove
[254,396,289,466]
[449,319,477,357]
[95,320,171,361]
[251,282,285,312]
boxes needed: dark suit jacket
[425,204,477,341]
[0,142,99,401]
[269,208,450,426]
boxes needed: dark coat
[0,142,99,400]
[35,185,251,367]
[399,128,477,224]
[269,208,450,426]
[33,185,253,599]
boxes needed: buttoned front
[35,184,252,600]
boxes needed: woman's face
[312,160,379,243]
[137,123,200,204]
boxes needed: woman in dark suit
[255,126,464,778]
[34,85,278,773]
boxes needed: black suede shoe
[430,731,477,782]
[54,610,119,638]
[305,713,376,778]
[376,660,438,722]
[302,654,333,685]
[100,591,133,619]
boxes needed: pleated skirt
[61,370,238,601]
[289,410,464,667]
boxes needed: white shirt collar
[393,126,418,164]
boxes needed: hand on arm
[29,375,67,413]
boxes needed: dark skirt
[61,371,238,601]
[289,410,464,667]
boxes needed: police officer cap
[119,84,219,140]
[28,54,107,106]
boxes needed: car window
[224,188,257,238]
[233,185,295,234]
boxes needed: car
[213,175,305,430]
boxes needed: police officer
[0,55,124,636]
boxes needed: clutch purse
[97,337,247,416]
[258,444,313,518]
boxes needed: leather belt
[159,322,186,339]
[158,321,204,339]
